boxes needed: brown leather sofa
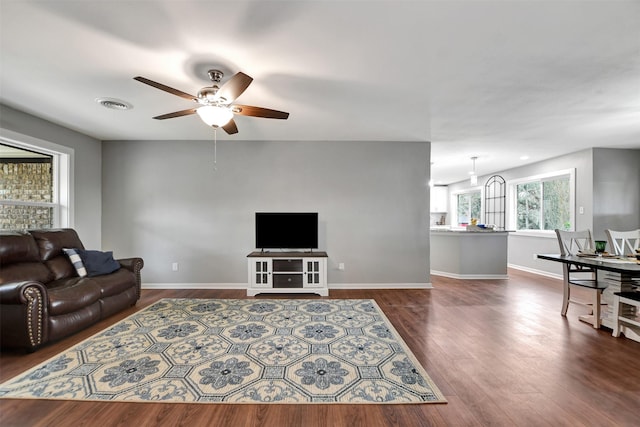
[0,228,143,351]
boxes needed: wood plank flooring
[1,269,639,426]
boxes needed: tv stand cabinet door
[303,258,326,288]
[250,259,272,289]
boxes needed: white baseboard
[143,268,559,290]
[507,263,562,280]
[430,270,509,280]
[142,283,433,290]
[142,283,247,290]
[329,283,433,290]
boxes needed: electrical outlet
[338,263,345,271]
[579,206,584,214]
[172,262,179,272]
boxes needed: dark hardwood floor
[1,269,639,426]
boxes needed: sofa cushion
[47,278,101,316]
[83,268,136,299]
[77,250,121,277]
[100,287,137,318]
[0,231,40,265]
[0,262,53,285]
[62,248,88,277]
[47,302,101,342]
[44,255,78,281]
[30,229,84,262]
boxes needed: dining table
[537,253,640,342]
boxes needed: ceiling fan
[134,70,289,135]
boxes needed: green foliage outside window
[516,176,570,230]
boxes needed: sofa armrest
[0,281,48,350]
[0,280,48,304]
[117,257,144,300]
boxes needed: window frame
[450,186,483,227]
[0,128,73,229]
[507,168,575,236]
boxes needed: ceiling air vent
[95,97,132,110]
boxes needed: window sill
[509,230,558,238]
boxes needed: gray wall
[447,147,639,277]
[502,149,594,276]
[592,148,640,240]
[102,139,431,285]
[0,104,102,248]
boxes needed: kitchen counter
[430,230,510,279]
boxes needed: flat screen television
[255,212,318,249]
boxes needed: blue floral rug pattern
[0,299,446,404]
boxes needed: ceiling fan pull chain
[214,130,218,170]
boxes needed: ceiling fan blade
[233,104,289,119]
[134,76,197,101]
[153,108,198,120]
[216,72,253,103]
[221,118,239,135]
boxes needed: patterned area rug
[0,299,446,404]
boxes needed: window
[0,145,54,229]
[0,131,72,230]
[510,169,574,232]
[455,190,481,226]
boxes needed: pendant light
[470,156,478,185]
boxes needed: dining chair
[605,229,640,256]
[606,229,640,319]
[555,229,608,328]
[611,290,640,338]
[606,228,640,286]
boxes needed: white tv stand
[247,251,328,296]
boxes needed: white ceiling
[1,1,639,184]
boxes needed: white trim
[0,128,74,228]
[142,283,247,290]
[142,282,434,290]
[450,185,484,196]
[509,230,558,238]
[507,263,562,280]
[430,270,509,280]
[508,168,575,186]
[329,283,433,289]
[0,200,54,207]
[58,148,72,227]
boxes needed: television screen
[255,212,318,249]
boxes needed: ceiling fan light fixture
[134,70,287,136]
[197,105,233,127]
[197,86,220,101]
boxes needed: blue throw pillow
[76,249,121,277]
